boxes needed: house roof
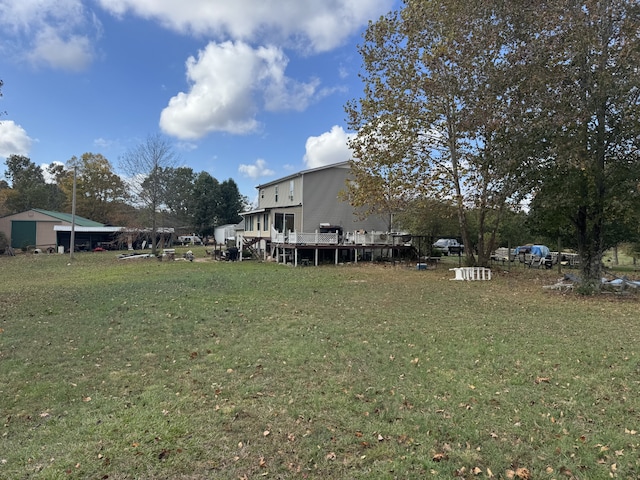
[32,209,105,227]
[255,161,349,189]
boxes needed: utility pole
[70,166,77,260]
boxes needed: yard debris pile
[544,272,640,292]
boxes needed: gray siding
[301,164,388,232]
[258,176,302,209]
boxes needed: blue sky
[0,0,398,201]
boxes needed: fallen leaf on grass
[432,453,447,462]
[535,377,550,384]
[325,452,336,461]
[506,467,531,479]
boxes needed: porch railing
[270,228,402,246]
[289,231,339,244]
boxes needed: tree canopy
[346,0,533,266]
[347,0,640,291]
[50,153,130,224]
[2,155,60,214]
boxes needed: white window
[288,180,294,201]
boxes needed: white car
[177,235,203,245]
[432,238,464,255]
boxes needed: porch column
[315,248,318,266]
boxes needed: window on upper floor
[275,186,279,202]
[289,180,294,201]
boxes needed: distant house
[240,162,406,265]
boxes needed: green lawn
[1,251,638,479]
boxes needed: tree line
[0,135,247,248]
[345,0,640,293]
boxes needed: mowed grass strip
[0,252,638,479]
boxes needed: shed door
[11,220,37,248]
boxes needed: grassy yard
[1,251,638,479]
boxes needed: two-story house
[240,161,401,265]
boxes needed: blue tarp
[515,245,550,257]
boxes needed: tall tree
[120,134,177,255]
[522,0,640,292]
[2,155,54,213]
[218,178,245,225]
[161,166,197,231]
[163,167,196,219]
[54,153,129,223]
[345,0,529,266]
[191,172,220,237]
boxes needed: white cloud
[303,125,354,169]
[93,137,112,149]
[0,0,98,71]
[160,41,322,139]
[238,159,274,180]
[0,120,34,158]
[27,26,94,71]
[97,0,395,53]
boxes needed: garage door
[11,220,37,249]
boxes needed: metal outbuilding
[0,209,104,252]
